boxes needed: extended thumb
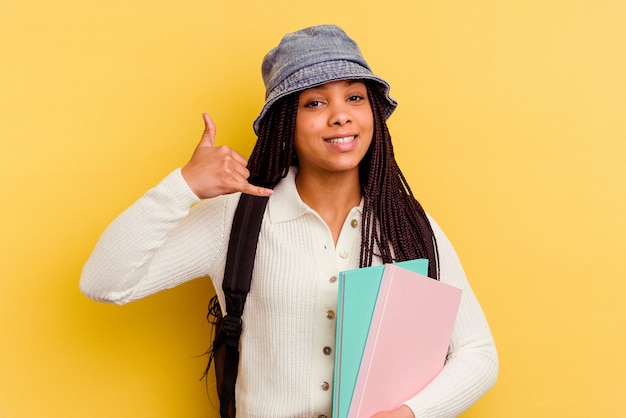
[199,113,216,147]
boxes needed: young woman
[81,25,498,418]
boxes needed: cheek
[293,126,309,158]
[297,113,320,131]
[359,115,374,141]
[294,114,306,139]
[356,105,374,127]
[295,114,321,143]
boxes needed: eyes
[302,94,368,109]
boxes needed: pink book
[348,264,462,417]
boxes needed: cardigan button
[350,219,358,228]
[326,310,335,320]
[323,346,332,355]
[321,381,330,391]
[329,275,337,283]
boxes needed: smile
[325,135,356,144]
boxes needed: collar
[267,166,364,224]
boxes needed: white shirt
[81,167,498,418]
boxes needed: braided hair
[247,82,439,279]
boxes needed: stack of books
[332,259,462,418]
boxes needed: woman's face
[294,79,373,176]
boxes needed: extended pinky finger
[241,182,274,197]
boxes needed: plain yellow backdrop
[1,0,625,417]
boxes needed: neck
[295,167,362,244]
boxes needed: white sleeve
[403,216,498,417]
[79,168,235,305]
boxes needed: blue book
[332,259,429,418]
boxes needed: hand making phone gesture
[181,113,273,199]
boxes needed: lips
[324,135,356,144]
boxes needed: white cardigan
[80,167,498,418]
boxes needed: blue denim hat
[253,25,398,135]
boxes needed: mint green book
[332,259,429,418]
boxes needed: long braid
[248,94,299,188]
[247,84,439,279]
[361,83,439,278]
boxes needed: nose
[328,102,351,126]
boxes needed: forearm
[403,217,498,417]
[79,169,202,304]
[403,314,498,417]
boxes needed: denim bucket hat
[253,25,398,135]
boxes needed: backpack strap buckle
[222,315,242,338]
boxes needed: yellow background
[1,0,625,416]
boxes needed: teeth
[326,136,355,144]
